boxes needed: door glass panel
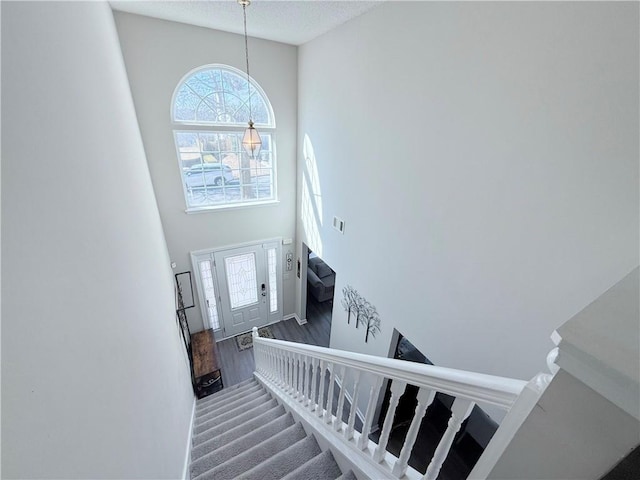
[198,259,220,330]
[267,248,278,313]
[225,253,258,309]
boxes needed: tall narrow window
[267,247,278,313]
[198,259,220,330]
[172,65,276,211]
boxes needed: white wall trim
[284,313,306,325]
[182,396,196,480]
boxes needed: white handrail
[253,335,527,408]
[251,327,533,480]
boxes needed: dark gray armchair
[307,256,335,302]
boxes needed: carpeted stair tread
[195,383,264,417]
[281,449,342,480]
[196,377,255,407]
[238,434,322,480]
[194,392,271,434]
[196,378,257,410]
[192,398,278,447]
[335,471,357,480]
[195,422,307,480]
[195,387,267,425]
[190,412,295,477]
[195,378,256,410]
[191,403,285,459]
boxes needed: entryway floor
[216,297,333,387]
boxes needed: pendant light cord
[242,4,253,123]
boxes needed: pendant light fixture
[239,0,262,158]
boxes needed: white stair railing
[251,328,539,480]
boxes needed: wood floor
[216,297,333,387]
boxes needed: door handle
[261,283,267,297]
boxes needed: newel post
[251,327,260,371]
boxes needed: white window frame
[171,64,277,213]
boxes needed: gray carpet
[190,378,356,480]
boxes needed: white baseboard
[182,396,196,480]
[284,313,307,325]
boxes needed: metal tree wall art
[341,285,357,324]
[341,285,381,343]
[365,309,381,343]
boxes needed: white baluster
[391,387,436,477]
[423,398,475,480]
[300,355,308,403]
[271,348,277,382]
[291,353,297,395]
[270,348,275,380]
[296,355,304,400]
[333,366,347,431]
[345,370,362,440]
[317,360,327,417]
[266,347,272,380]
[305,356,313,407]
[287,352,294,394]
[271,348,280,385]
[279,350,285,387]
[357,375,384,449]
[373,379,407,462]
[324,363,335,423]
[309,358,318,411]
[291,353,300,398]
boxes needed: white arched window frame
[171,64,277,212]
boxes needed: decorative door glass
[224,253,258,309]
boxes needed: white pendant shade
[242,121,262,158]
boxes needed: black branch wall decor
[341,285,381,343]
[341,285,356,324]
[365,310,381,343]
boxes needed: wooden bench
[191,329,223,399]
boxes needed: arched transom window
[172,65,276,211]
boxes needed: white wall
[297,2,639,387]
[113,12,298,333]
[487,370,639,479]
[2,2,194,478]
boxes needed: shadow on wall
[302,134,323,257]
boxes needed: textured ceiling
[109,1,383,45]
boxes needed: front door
[214,245,268,337]
[192,240,283,339]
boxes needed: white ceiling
[109,0,383,46]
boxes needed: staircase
[190,377,357,480]
[189,269,637,480]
